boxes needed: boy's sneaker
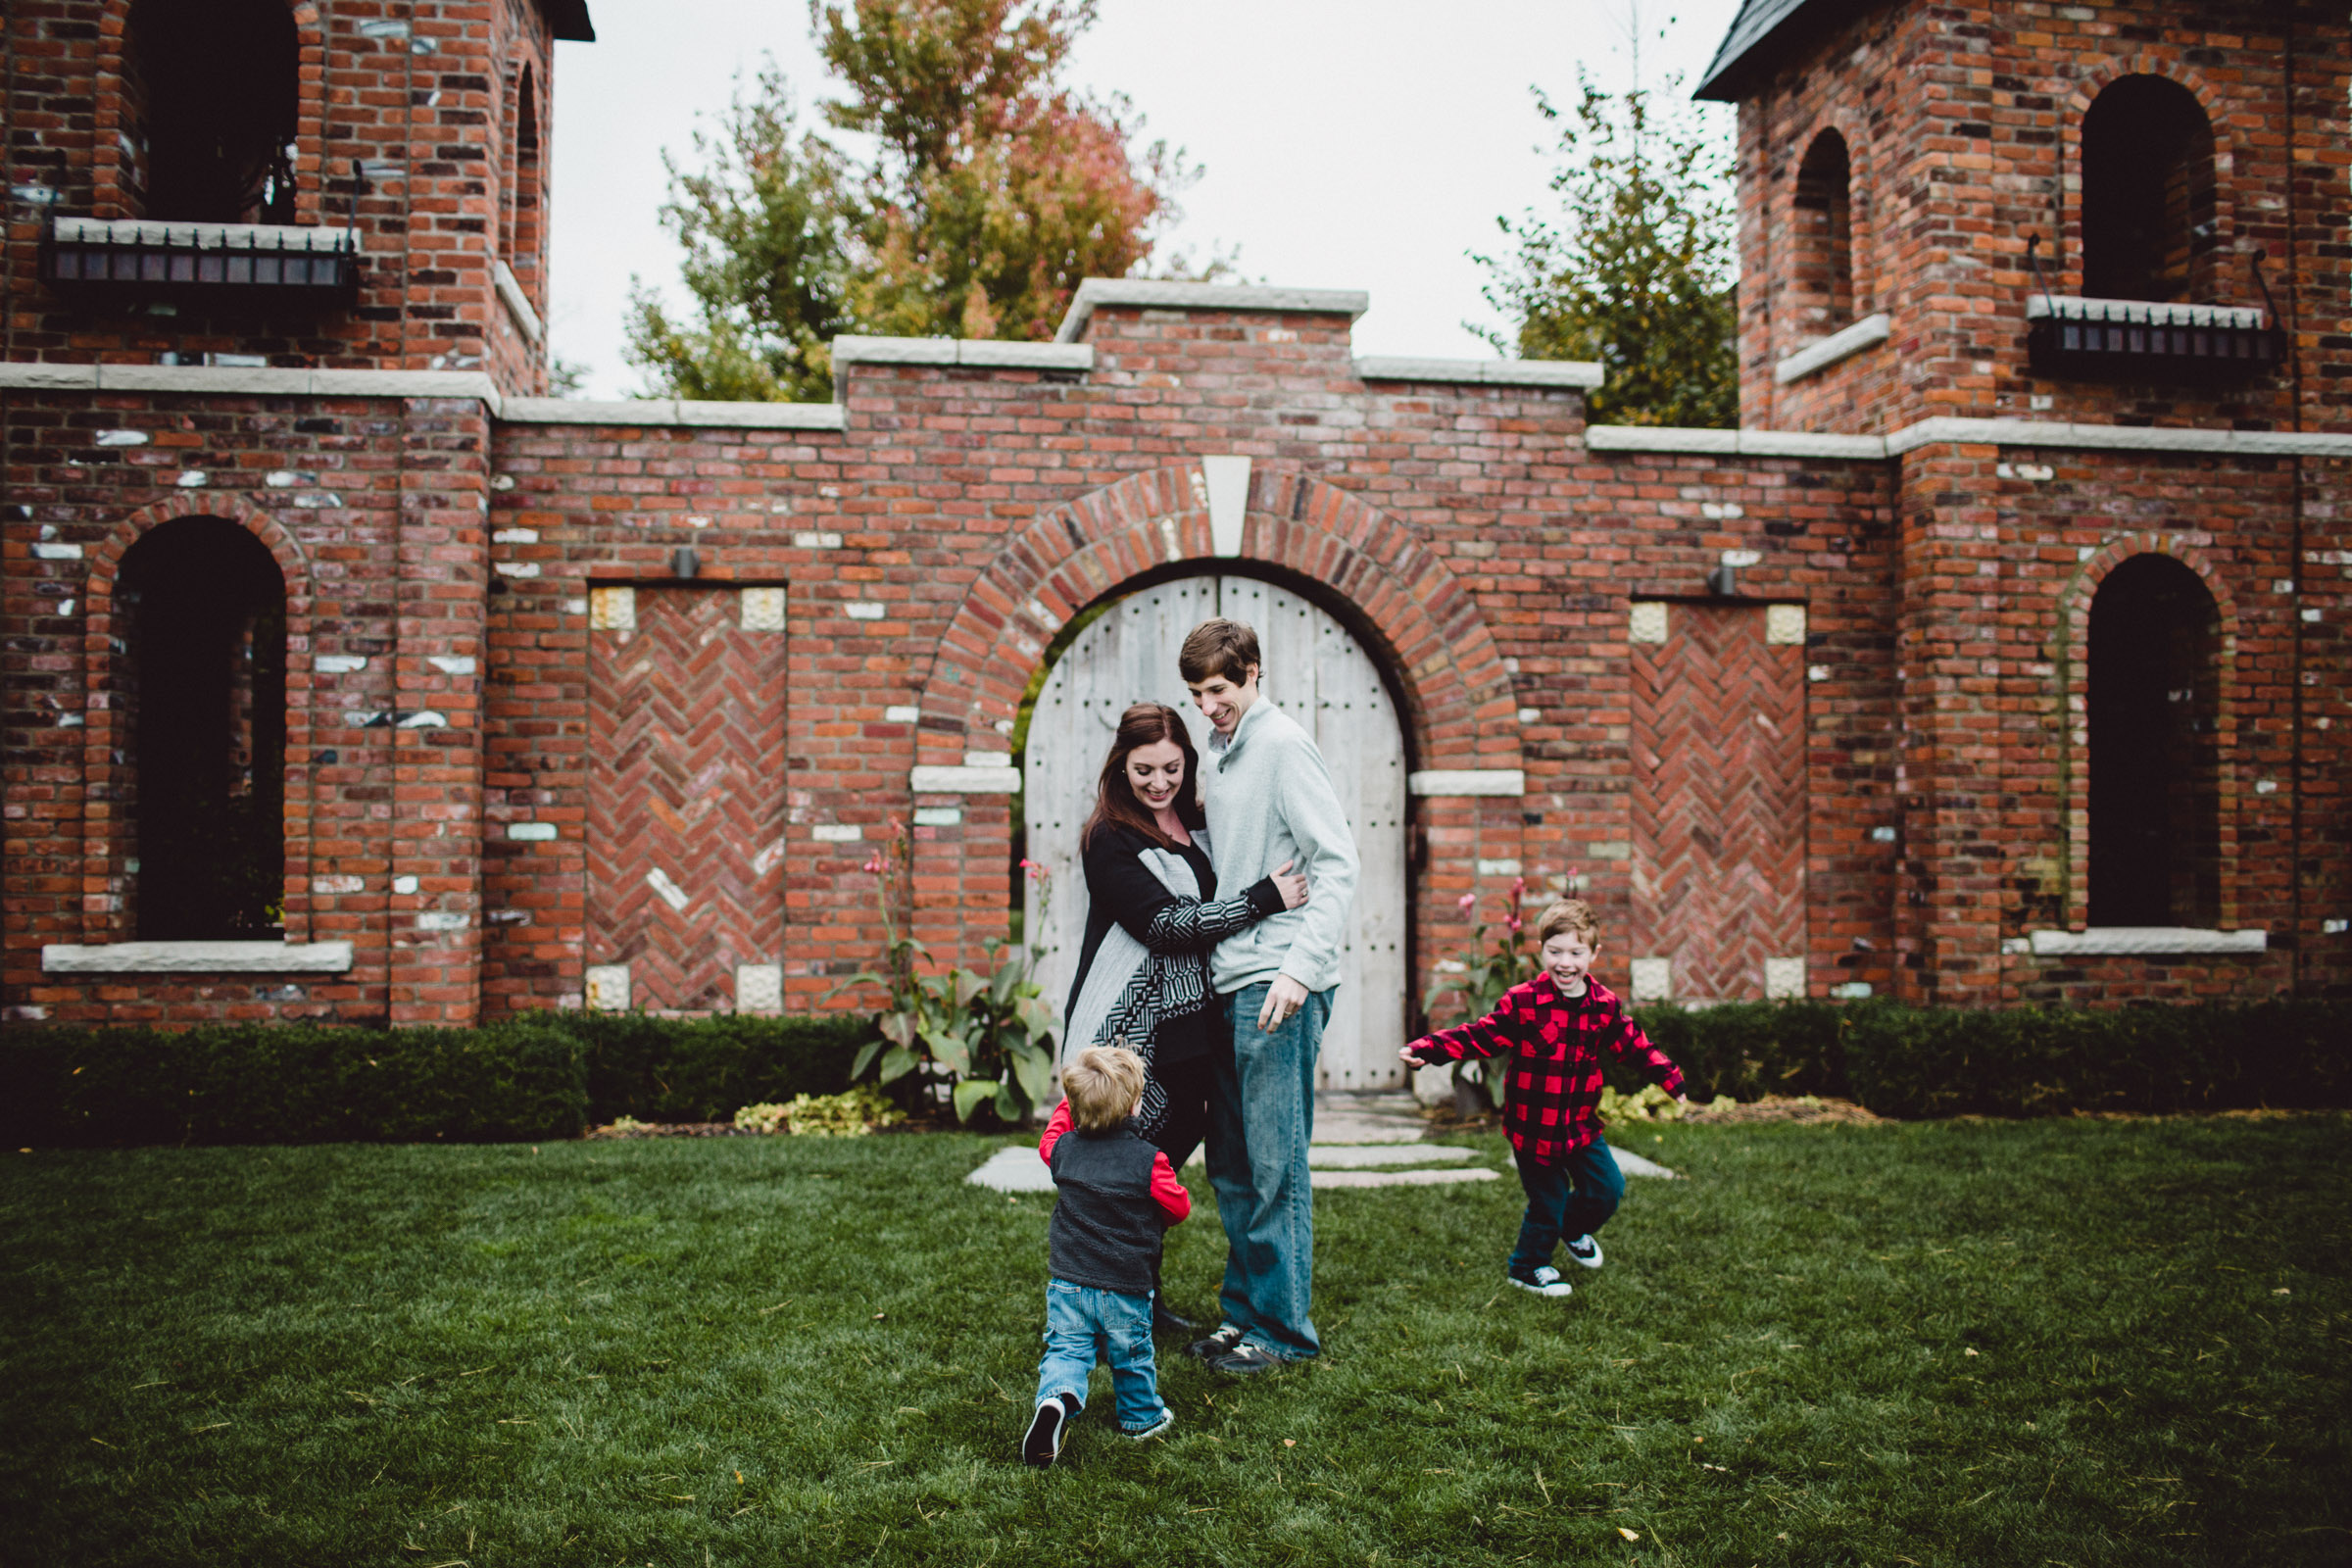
[1186,1324,1245,1362]
[1206,1341,1288,1377]
[1020,1393,1079,1468]
[1123,1407,1176,1442]
[1563,1234,1604,1269]
[1508,1264,1574,1298]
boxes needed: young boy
[1398,900,1691,1299]
[1021,1046,1191,1466]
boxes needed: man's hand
[1257,974,1310,1032]
[1396,1047,1427,1067]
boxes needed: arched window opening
[115,518,288,941]
[123,0,300,223]
[1792,128,1853,328]
[505,66,544,272]
[2082,75,2218,303]
[2088,555,2222,928]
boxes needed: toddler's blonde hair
[1062,1045,1147,1130]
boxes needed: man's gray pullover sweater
[1203,698,1359,996]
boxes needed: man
[1179,617,1359,1375]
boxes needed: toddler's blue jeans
[1509,1139,1626,1273]
[1034,1278,1167,1433]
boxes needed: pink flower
[1456,893,1478,914]
[1506,914,1524,935]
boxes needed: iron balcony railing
[2025,295,2281,383]
[39,217,362,305]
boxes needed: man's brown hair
[1179,618,1261,686]
[1536,899,1600,946]
[1062,1045,1148,1129]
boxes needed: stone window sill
[2023,928,2266,957]
[1773,313,1890,384]
[42,941,356,974]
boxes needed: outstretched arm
[1400,994,1522,1067]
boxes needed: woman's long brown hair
[1080,702,1207,852]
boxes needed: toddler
[1020,1046,1190,1466]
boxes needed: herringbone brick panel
[589,590,785,1010]
[1630,606,1805,1000]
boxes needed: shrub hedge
[1629,997,2352,1118]
[0,1011,875,1150]
[7,999,2344,1148]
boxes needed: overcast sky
[546,1,1745,400]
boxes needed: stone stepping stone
[967,1146,1056,1193]
[1312,1166,1496,1189]
[1307,1144,1475,1168]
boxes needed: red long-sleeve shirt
[1039,1101,1191,1225]
[1404,974,1684,1165]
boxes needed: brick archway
[916,465,1516,767]
[2059,57,2239,296]
[908,464,1521,965]
[80,496,317,944]
[2051,533,2243,932]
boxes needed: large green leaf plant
[840,826,1059,1123]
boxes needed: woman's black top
[1069,824,1280,1067]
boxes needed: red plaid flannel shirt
[1404,974,1684,1164]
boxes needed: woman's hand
[1271,858,1309,910]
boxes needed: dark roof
[544,0,594,42]
[1693,0,1869,101]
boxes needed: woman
[1062,703,1306,1323]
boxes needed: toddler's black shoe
[1152,1299,1197,1334]
[1187,1324,1245,1361]
[1507,1264,1573,1298]
[1563,1234,1604,1269]
[1206,1341,1287,1377]
[1020,1392,1080,1468]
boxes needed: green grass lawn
[3,1114,2347,1567]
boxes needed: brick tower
[5,0,589,388]
[1679,0,2352,1004]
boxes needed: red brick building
[3,0,2346,1057]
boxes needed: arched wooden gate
[1021,576,1408,1090]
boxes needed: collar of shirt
[1209,696,1272,760]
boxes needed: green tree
[624,72,851,404]
[626,0,1190,400]
[1477,75,1739,428]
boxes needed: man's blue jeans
[1509,1140,1626,1273]
[1034,1278,1166,1433]
[1203,980,1333,1361]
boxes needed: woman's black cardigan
[1064,823,1285,1069]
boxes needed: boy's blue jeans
[1035,1279,1166,1432]
[1203,980,1334,1361]
[1510,1139,1626,1273]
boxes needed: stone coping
[1355,356,1604,389]
[1586,417,2352,460]
[1773,313,1890,384]
[42,940,357,973]
[0,364,847,430]
[1054,279,1370,343]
